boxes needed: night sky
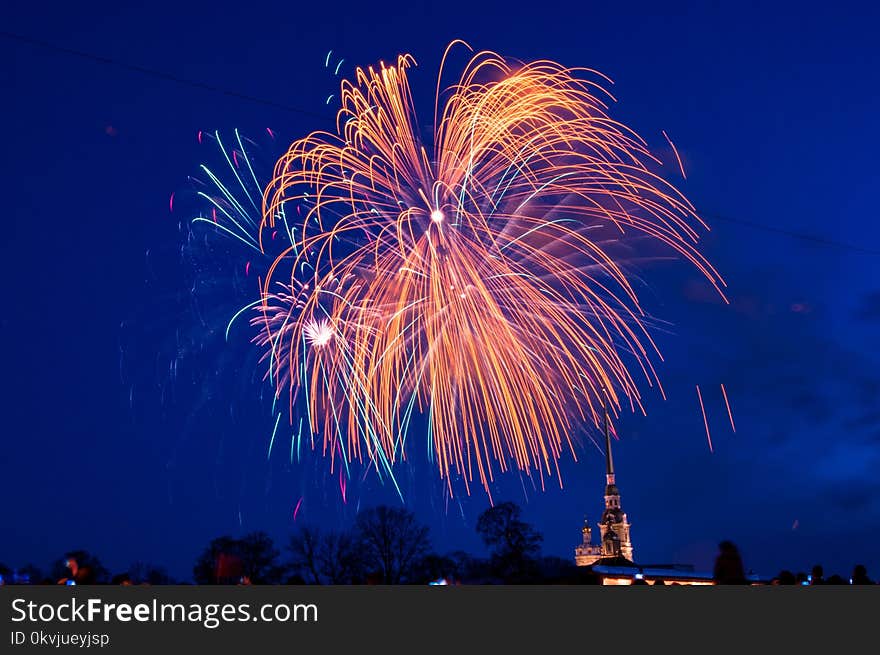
[2,1,879,583]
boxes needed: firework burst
[255,41,726,495]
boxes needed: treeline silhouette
[1,502,875,586]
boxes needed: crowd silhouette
[1,506,876,586]
[710,540,875,586]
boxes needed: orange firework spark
[662,129,687,180]
[254,41,726,494]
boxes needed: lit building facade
[573,404,768,585]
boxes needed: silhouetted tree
[193,533,282,584]
[320,531,365,583]
[775,570,796,585]
[19,564,44,585]
[129,562,176,585]
[239,532,283,584]
[476,502,542,582]
[288,526,324,584]
[193,536,243,584]
[413,553,458,584]
[537,555,579,583]
[355,505,430,583]
[447,550,485,581]
[413,549,490,583]
[288,526,364,584]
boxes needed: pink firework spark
[720,383,736,432]
[696,384,713,453]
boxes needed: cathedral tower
[598,400,633,561]
[574,395,634,565]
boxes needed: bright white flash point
[304,319,334,347]
[430,209,444,223]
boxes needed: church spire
[603,392,614,483]
[573,388,634,566]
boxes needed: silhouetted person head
[58,556,95,585]
[810,565,825,585]
[653,579,667,586]
[713,540,747,584]
[851,565,873,585]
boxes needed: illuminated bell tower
[575,516,603,566]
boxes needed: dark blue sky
[2,1,879,582]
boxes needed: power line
[4,30,878,257]
[1,30,326,120]
[702,212,880,256]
